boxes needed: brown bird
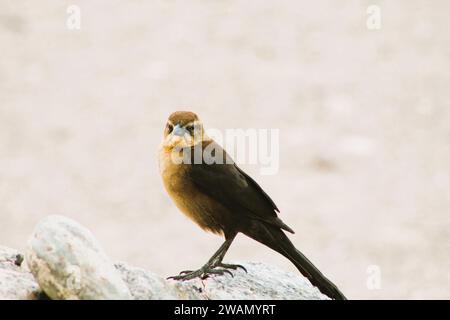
[159,111,346,300]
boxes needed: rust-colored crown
[168,111,199,126]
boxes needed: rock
[0,246,41,299]
[115,262,180,299]
[116,260,328,300]
[2,241,327,300]
[168,261,328,300]
[26,215,131,300]
[2,215,328,300]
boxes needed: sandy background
[1,0,449,299]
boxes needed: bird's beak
[172,124,187,137]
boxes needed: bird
[158,111,346,300]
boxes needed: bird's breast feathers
[159,146,225,234]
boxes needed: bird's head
[162,111,206,150]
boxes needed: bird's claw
[167,272,199,281]
[179,270,194,275]
[200,268,234,279]
[166,269,197,279]
[217,263,247,273]
[168,263,243,281]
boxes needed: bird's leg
[211,239,247,273]
[168,233,246,281]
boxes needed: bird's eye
[167,124,173,133]
[186,125,194,133]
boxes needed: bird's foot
[168,262,246,281]
[167,267,233,281]
[216,262,247,273]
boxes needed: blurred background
[1,0,449,299]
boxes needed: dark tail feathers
[242,222,347,300]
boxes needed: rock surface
[26,215,131,300]
[115,261,327,300]
[168,262,328,300]
[0,246,41,299]
[114,262,179,299]
[1,215,328,300]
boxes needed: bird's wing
[187,141,294,233]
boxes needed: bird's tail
[242,222,347,300]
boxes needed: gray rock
[167,262,328,300]
[0,246,41,300]
[26,215,131,300]
[115,262,179,299]
[2,215,328,300]
[2,241,327,300]
[116,260,328,300]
